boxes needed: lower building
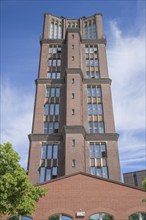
[123,170,146,189]
[3,172,146,220]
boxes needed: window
[72,139,75,146]
[47,72,61,79]
[72,34,74,39]
[40,144,59,182]
[49,214,73,220]
[98,103,103,115]
[72,109,75,115]
[44,122,59,134]
[72,78,75,84]
[89,213,113,220]
[83,20,97,39]
[72,93,75,99]
[89,142,108,178]
[87,86,101,98]
[72,56,74,61]
[50,21,62,39]
[86,59,99,67]
[44,104,59,116]
[72,45,74,49]
[46,87,60,97]
[88,121,104,134]
[72,160,76,167]
[128,212,146,220]
[86,71,100,79]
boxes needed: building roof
[35,171,145,192]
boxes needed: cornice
[86,133,119,141]
[62,125,86,137]
[83,78,112,85]
[28,134,62,141]
[81,38,106,45]
[40,38,64,44]
[35,78,65,85]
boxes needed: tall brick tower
[28,13,121,184]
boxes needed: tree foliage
[0,143,47,217]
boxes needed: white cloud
[1,82,34,168]
[107,20,145,174]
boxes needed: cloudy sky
[1,0,145,177]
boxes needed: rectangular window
[72,160,76,167]
[47,145,52,159]
[51,88,55,97]
[52,167,57,178]
[50,104,54,115]
[97,167,102,176]
[46,168,51,181]
[47,72,52,79]
[90,167,96,175]
[94,121,98,133]
[95,59,99,67]
[54,122,59,133]
[92,87,96,97]
[52,72,56,79]
[102,166,108,178]
[46,88,50,97]
[98,103,103,115]
[89,121,93,133]
[93,104,97,115]
[57,59,61,66]
[57,72,61,79]
[72,93,75,99]
[55,104,59,115]
[97,87,101,97]
[40,167,45,183]
[90,144,94,158]
[44,104,49,115]
[95,144,100,158]
[42,145,47,159]
[72,139,75,146]
[53,145,58,159]
[87,88,91,97]
[52,60,56,66]
[44,122,48,134]
[48,59,52,66]
[56,88,60,97]
[88,104,92,115]
[48,122,53,134]
[99,121,104,133]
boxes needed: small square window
[72,160,76,167]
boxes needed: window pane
[99,121,104,133]
[88,104,92,115]
[90,167,96,175]
[86,71,90,78]
[97,167,102,176]
[57,59,61,66]
[50,104,54,115]
[46,87,50,97]
[90,144,94,158]
[49,123,53,134]
[87,88,91,97]
[52,72,56,79]
[42,145,46,159]
[40,167,45,183]
[52,167,57,176]
[89,121,93,133]
[47,145,52,158]
[102,166,108,178]
[54,122,59,133]
[56,88,60,97]
[48,59,52,66]
[55,104,59,115]
[51,88,55,97]
[44,122,48,134]
[96,71,100,78]
[52,60,56,66]
[92,87,96,97]
[47,72,51,79]
[95,144,100,158]
[44,104,49,115]
[98,103,103,115]
[46,168,51,181]
[94,121,98,133]
[86,59,90,67]
[93,104,97,115]
[95,59,99,66]
[97,87,101,97]
[57,72,60,79]
[53,145,58,159]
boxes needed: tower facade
[28,13,121,184]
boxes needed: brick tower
[27,13,121,184]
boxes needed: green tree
[142,177,146,202]
[0,143,47,217]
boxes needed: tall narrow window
[72,160,76,167]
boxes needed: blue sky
[1,0,146,178]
